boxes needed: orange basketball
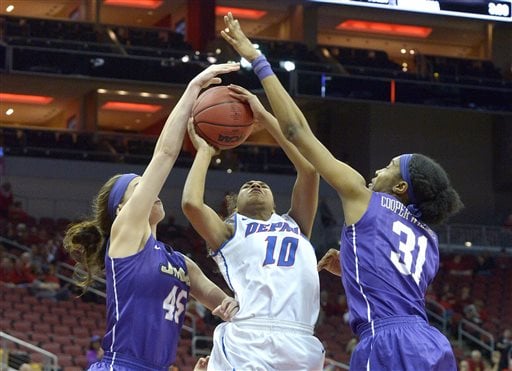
[192,86,254,150]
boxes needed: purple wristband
[251,54,274,81]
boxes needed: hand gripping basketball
[192,86,254,150]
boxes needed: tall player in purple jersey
[63,63,240,371]
[222,12,464,370]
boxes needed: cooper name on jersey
[160,261,190,286]
[245,221,299,237]
[381,195,431,234]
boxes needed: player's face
[150,197,165,225]
[237,180,274,213]
[369,156,402,193]
[119,177,165,224]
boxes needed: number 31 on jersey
[390,220,428,286]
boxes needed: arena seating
[2,212,511,370]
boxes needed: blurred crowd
[1,179,511,370]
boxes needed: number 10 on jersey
[263,236,299,267]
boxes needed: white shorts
[207,318,325,371]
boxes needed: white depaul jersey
[212,212,320,327]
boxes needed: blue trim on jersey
[218,250,234,292]
[211,213,237,291]
[211,213,238,257]
[220,335,236,371]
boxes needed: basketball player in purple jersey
[63,63,240,371]
[222,12,464,370]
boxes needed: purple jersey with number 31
[340,192,439,334]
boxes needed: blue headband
[107,173,138,221]
[399,154,422,218]
[399,154,415,203]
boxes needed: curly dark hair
[63,174,123,290]
[408,154,464,225]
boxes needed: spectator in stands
[489,350,503,371]
[465,349,486,371]
[44,237,61,265]
[437,283,455,306]
[444,254,473,276]
[30,243,47,273]
[62,63,240,371]
[8,200,30,224]
[194,356,209,371]
[30,263,69,301]
[14,252,35,284]
[496,328,512,370]
[459,359,470,371]
[450,285,473,334]
[0,256,17,283]
[463,303,483,325]
[452,285,471,310]
[472,299,488,324]
[221,11,463,371]
[86,335,104,368]
[12,222,28,244]
[25,226,43,245]
[183,86,323,370]
[0,181,13,218]
[473,253,496,276]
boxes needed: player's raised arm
[182,118,233,251]
[227,84,319,237]
[221,12,370,225]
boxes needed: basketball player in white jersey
[182,86,325,371]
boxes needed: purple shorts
[350,315,457,370]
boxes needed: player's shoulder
[280,212,298,225]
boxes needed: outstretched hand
[227,84,273,126]
[317,248,342,276]
[187,118,219,156]
[221,12,260,62]
[190,62,240,90]
[212,297,239,322]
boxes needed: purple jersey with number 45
[101,235,190,369]
[340,192,438,333]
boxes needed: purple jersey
[101,235,190,369]
[340,192,438,334]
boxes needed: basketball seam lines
[195,121,251,128]
[193,100,248,117]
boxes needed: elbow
[181,197,201,216]
[302,162,318,178]
[181,198,195,214]
[299,165,319,183]
[282,121,309,147]
[283,122,300,143]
